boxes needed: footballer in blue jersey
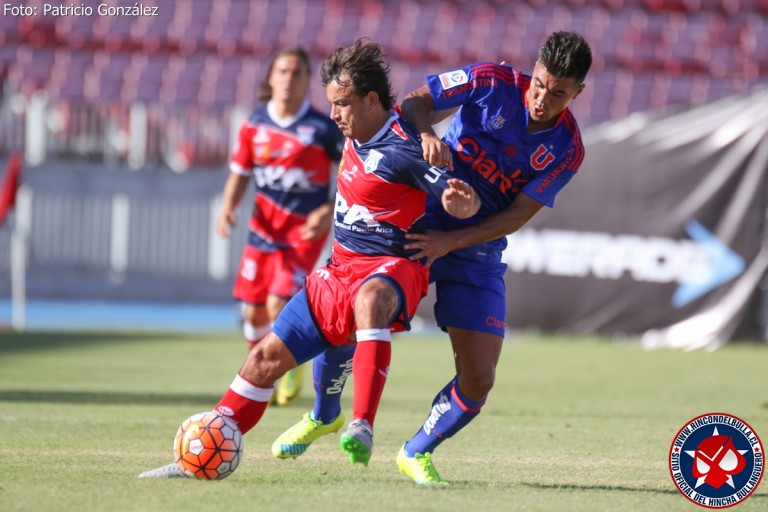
[273,31,593,486]
[424,62,585,243]
[393,30,592,485]
[418,58,585,340]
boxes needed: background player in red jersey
[138,39,480,479]
[217,47,344,406]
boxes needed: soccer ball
[173,411,242,480]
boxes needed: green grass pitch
[1,330,766,511]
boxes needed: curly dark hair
[258,47,311,104]
[320,38,397,110]
[538,31,592,85]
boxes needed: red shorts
[304,243,429,346]
[232,241,326,304]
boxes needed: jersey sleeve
[521,139,584,207]
[391,142,452,199]
[426,62,520,111]
[229,121,253,176]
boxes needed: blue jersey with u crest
[425,62,584,253]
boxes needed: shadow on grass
[522,482,680,496]
[0,389,222,407]
[524,482,768,500]
[0,331,198,355]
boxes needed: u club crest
[669,413,763,508]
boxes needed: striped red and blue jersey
[230,101,344,250]
[425,62,585,251]
[334,111,454,258]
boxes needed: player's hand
[441,178,480,220]
[216,210,237,239]
[405,230,456,267]
[300,203,333,241]
[421,133,454,171]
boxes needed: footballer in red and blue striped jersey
[283,110,462,355]
[332,111,454,260]
[230,100,344,303]
[231,100,343,251]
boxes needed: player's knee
[355,280,398,325]
[459,371,496,401]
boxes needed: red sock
[352,329,392,427]
[214,374,274,435]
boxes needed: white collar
[266,99,310,128]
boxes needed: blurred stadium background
[0,0,766,345]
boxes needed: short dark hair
[320,38,397,111]
[538,31,592,85]
[258,47,311,104]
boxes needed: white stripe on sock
[356,328,391,342]
[243,322,271,342]
[231,374,274,402]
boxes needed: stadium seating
[1,0,766,167]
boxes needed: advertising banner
[501,89,768,348]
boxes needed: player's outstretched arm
[402,86,454,171]
[406,194,544,265]
[441,178,480,219]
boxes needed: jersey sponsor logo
[438,69,468,89]
[441,83,472,99]
[339,161,358,183]
[315,268,330,280]
[335,193,380,226]
[669,413,763,508]
[530,144,555,170]
[335,193,394,234]
[363,149,384,174]
[456,136,528,194]
[253,144,270,159]
[253,165,317,192]
[252,140,296,160]
[491,115,505,130]
[536,146,579,194]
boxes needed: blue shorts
[430,247,508,337]
[272,289,336,365]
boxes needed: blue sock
[404,377,485,456]
[311,344,355,423]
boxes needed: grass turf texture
[0,331,766,512]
